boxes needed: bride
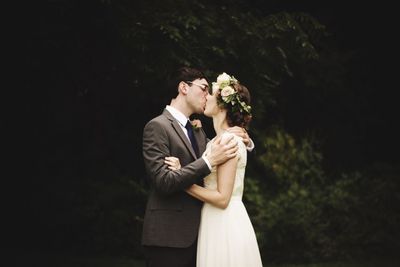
[166,73,263,267]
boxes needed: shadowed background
[13,0,399,265]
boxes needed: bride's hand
[164,156,181,170]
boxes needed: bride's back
[203,132,247,201]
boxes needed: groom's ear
[178,81,188,95]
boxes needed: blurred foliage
[244,129,400,262]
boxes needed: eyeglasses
[186,81,210,93]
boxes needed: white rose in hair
[217,72,231,84]
[221,86,235,97]
[221,86,235,102]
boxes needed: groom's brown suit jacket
[142,109,210,248]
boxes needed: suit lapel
[194,128,206,155]
[163,109,197,159]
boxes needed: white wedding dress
[197,133,263,267]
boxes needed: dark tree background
[13,0,399,264]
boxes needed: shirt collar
[166,105,189,127]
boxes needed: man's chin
[198,106,206,114]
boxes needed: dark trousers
[144,241,197,267]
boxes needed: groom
[142,67,251,267]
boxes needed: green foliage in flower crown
[213,72,252,115]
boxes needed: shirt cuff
[202,155,212,170]
[246,138,255,152]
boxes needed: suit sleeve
[142,120,211,195]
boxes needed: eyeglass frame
[185,81,210,93]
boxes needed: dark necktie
[185,120,200,158]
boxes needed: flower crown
[212,72,252,115]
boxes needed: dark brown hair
[166,67,207,99]
[224,83,252,129]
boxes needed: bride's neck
[213,111,229,136]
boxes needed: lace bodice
[202,132,247,200]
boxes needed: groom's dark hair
[167,67,207,98]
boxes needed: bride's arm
[186,156,238,209]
